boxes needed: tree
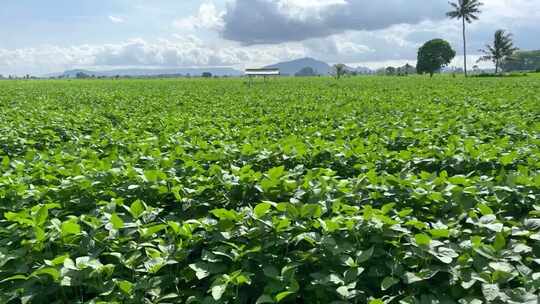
[333,64,346,79]
[477,30,518,74]
[385,67,396,76]
[76,72,90,79]
[447,0,483,77]
[295,67,317,77]
[417,39,456,77]
[402,63,415,75]
[202,72,213,78]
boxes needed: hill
[265,57,332,76]
[50,67,243,78]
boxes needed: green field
[1,76,539,303]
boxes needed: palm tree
[478,30,518,74]
[447,0,483,77]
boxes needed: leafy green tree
[478,30,518,74]
[447,0,483,77]
[385,67,397,76]
[416,39,456,77]
[333,64,346,79]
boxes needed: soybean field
[0,76,539,303]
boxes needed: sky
[0,0,539,76]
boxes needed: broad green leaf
[140,224,167,238]
[484,223,504,233]
[34,206,49,226]
[144,258,165,274]
[381,276,399,291]
[381,203,396,215]
[336,286,350,298]
[254,202,272,218]
[356,246,374,263]
[117,280,133,295]
[211,283,227,300]
[482,284,501,302]
[256,295,275,304]
[398,208,413,217]
[31,268,60,281]
[211,208,239,221]
[524,219,540,230]
[493,233,506,251]
[129,200,145,218]
[300,204,322,218]
[1,155,9,168]
[431,247,458,264]
[34,226,45,242]
[275,291,294,302]
[267,166,285,179]
[61,220,81,237]
[430,229,450,238]
[477,203,494,216]
[415,233,431,246]
[110,213,124,229]
[489,262,514,273]
[50,254,69,266]
[0,274,28,283]
[189,263,211,280]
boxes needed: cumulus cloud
[0,37,306,75]
[221,0,448,44]
[173,3,224,32]
[0,45,96,75]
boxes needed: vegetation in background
[502,50,540,72]
[333,64,347,80]
[447,0,484,77]
[478,30,518,74]
[0,76,539,303]
[416,39,456,77]
[295,67,317,77]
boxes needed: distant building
[245,68,280,77]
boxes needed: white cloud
[276,0,347,20]
[173,3,224,32]
[0,36,306,75]
[108,15,125,24]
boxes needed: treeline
[502,50,540,72]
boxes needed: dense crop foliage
[1,76,539,303]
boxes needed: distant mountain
[265,57,332,76]
[49,67,243,78]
